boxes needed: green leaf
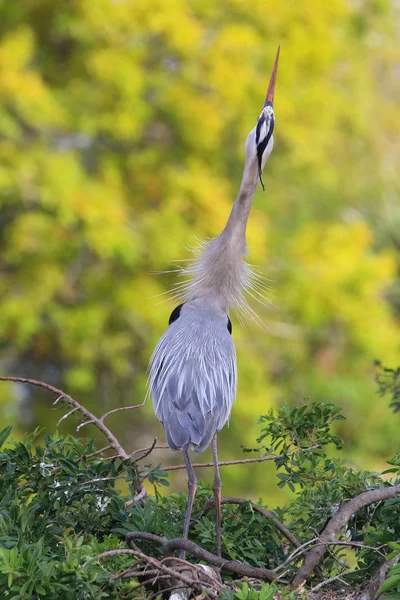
[58,457,79,476]
[377,575,400,595]
[0,426,12,449]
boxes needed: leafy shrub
[0,392,399,598]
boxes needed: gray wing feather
[150,310,237,455]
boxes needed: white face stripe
[256,105,275,145]
[260,121,267,140]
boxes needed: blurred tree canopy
[0,0,399,496]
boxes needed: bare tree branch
[0,376,130,460]
[126,532,277,581]
[127,532,166,545]
[164,538,277,581]
[199,496,301,549]
[291,484,400,588]
[125,537,218,593]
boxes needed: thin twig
[162,444,320,472]
[93,455,120,462]
[311,569,358,592]
[77,419,95,431]
[53,395,64,405]
[129,444,170,458]
[277,538,386,573]
[101,404,145,420]
[82,445,113,459]
[325,540,386,557]
[78,475,126,487]
[276,538,320,571]
[57,406,79,426]
[133,438,158,462]
[125,484,148,506]
[199,496,301,549]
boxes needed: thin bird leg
[212,435,222,557]
[180,447,197,559]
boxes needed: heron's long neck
[182,154,259,311]
[223,154,259,243]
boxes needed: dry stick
[125,540,213,592]
[162,444,321,473]
[160,556,221,587]
[126,532,277,581]
[130,444,170,458]
[78,475,126,488]
[291,484,400,588]
[199,496,301,549]
[275,538,319,572]
[101,403,145,420]
[133,438,158,462]
[165,538,277,582]
[0,376,130,460]
[311,570,358,592]
[57,406,79,426]
[125,484,149,506]
[83,445,113,459]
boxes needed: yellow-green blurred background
[0,0,399,504]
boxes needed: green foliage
[256,402,344,492]
[377,543,400,599]
[0,429,149,598]
[375,361,400,413]
[0,395,399,597]
[0,0,399,497]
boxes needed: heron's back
[150,303,237,454]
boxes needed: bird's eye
[227,317,232,335]
[169,303,184,325]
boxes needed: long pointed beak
[264,45,280,107]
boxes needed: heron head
[246,46,280,190]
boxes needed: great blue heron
[149,47,280,557]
